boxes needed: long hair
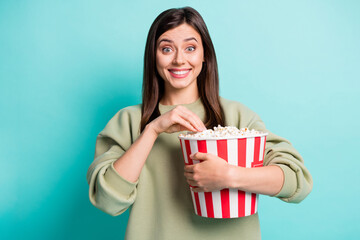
[140,7,224,132]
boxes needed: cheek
[156,54,171,73]
[189,53,204,70]
[156,57,164,78]
[189,54,203,73]
[155,54,162,69]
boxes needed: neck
[160,84,200,106]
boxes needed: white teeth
[171,70,190,75]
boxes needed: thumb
[190,152,209,161]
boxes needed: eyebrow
[158,37,198,45]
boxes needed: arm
[228,165,284,196]
[184,153,284,196]
[87,105,206,216]
[113,105,206,183]
[184,102,313,203]
[112,124,158,183]
[248,114,313,203]
[86,107,141,216]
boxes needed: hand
[183,152,232,192]
[148,105,206,135]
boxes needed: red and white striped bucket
[179,133,267,218]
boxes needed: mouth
[168,68,191,78]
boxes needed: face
[156,23,204,92]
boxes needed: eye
[186,46,195,52]
[162,47,172,53]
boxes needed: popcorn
[178,125,267,139]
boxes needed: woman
[87,7,313,240]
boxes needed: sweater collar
[158,97,203,115]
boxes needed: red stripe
[204,193,214,218]
[238,138,246,217]
[184,140,194,188]
[197,140,207,154]
[263,136,267,160]
[251,193,257,215]
[238,138,247,167]
[217,139,228,162]
[198,140,214,218]
[220,189,230,218]
[238,190,245,217]
[179,140,186,163]
[184,140,193,165]
[193,191,202,216]
[252,137,262,168]
[186,140,202,215]
[250,138,261,215]
[217,140,230,218]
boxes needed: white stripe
[189,140,200,164]
[189,140,198,156]
[206,140,222,218]
[190,189,197,215]
[245,192,252,216]
[189,140,205,215]
[198,192,207,217]
[245,138,255,216]
[229,188,238,218]
[227,139,237,166]
[255,194,259,213]
[181,139,188,164]
[227,139,238,218]
[259,136,265,161]
[246,137,255,168]
[206,140,218,156]
[212,190,222,218]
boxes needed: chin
[169,80,194,89]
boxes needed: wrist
[144,123,159,138]
[227,165,245,189]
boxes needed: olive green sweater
[87,97,313,240]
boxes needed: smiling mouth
[168,69,191,78]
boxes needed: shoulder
[219,96,260,127]
[103,104,142,134]
[113,104,142,121]
[118,104,142,117]
[219,96,257,115]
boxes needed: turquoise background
[1,0,359,239]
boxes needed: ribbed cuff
[272,164,297,198]
[103,162,139,196]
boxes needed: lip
[168,68,191,78]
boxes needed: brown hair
[140,7,224,132]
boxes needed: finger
[184,171,195,180]
[177,107,206,131]
[185,111,206,131]
[177,124,196,132]
[181,108,207,130]
[173,116,198,132]
[190,152,209,161]
[184,165,195,173]
[187,179,198,186]
[191,187,205,192]
[179,114,203,132]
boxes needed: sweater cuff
[103,162,139,196]
[272,164,297,198]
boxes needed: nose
[173,50,185,65]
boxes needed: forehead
[157,23,202,43]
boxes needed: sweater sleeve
[86,106,141,216]
[247,113,313,203]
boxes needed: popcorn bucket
[179,132,267,218]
